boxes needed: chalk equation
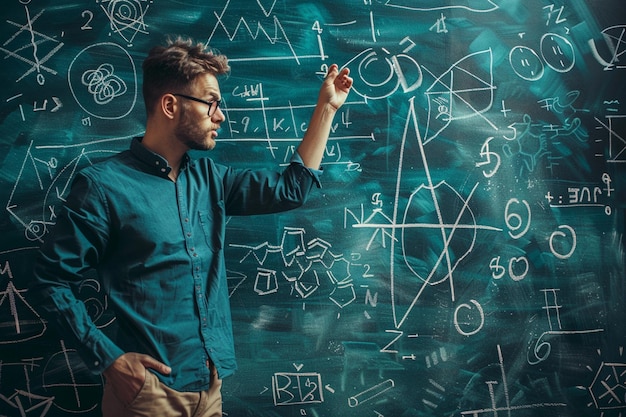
[1,0,625,416]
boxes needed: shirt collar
[130,137,190,178]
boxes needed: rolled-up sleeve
[292,150,323,188]
[220,153,323,216]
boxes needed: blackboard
[1,0,625,416]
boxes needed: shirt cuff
[291,151,323,188]
[82,334,125,375]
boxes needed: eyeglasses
[173,93,221,116]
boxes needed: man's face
[174,73,224,151]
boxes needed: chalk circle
[351,48,405,100]
[25,220,47,241]
[540,33,575,73]
[402,182,477,286]
[454,299,484,336]
[509,46,544,81]
[549,225,576,260]
[42,348,101,413]
[68,42,137,120]
[107,0,143,23]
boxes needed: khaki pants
[102,365,222,417]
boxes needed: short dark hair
[142,37,230,116]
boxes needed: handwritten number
[311,20,323,34]
[81,10,93,31]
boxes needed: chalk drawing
[0,3,64,84]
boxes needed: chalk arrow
[51,96,62,112]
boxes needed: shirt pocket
[198,202,225,252]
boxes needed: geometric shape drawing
[390,98,501,329]
[0,5,64,84]
[0,279,46,344]
[6,140,125,243]
[588,25,626,70]
[509,46,544,81]
[588,361,626,411]
[68,42,137,120]
[584,348,626,414]
[42,341,102,413]
[230,227,357,308]
[227,269,247,297]
[424,49,496,144]
[596,115,626,163]
[99,0,151,46]
[402,181,477,288]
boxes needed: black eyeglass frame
[173,93,221,116]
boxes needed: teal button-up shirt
[32,137,321,391]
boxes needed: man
[30,37,352,416]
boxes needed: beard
[174,107,216,151]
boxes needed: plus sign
[545,191,554,203]
[501,100,511,117]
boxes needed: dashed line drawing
[1,4,64,84]
[98,0,152,46]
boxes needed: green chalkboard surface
[1,1,625,416]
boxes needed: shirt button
[187,232,192,237]
[185,218,189,223]
[94,361,100,367]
